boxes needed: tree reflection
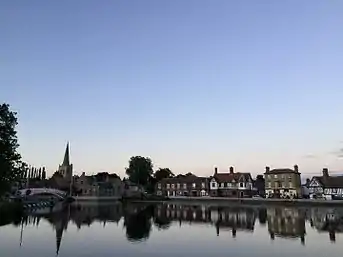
[124,205,154,242]
[153,215,172,230]
[258,208,267,225]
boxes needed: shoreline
[71,195,343,207]
[132,196,343,207]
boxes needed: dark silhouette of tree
[38,168,42,180]
[154,168,174,181]
[255,175,265,196]
[125,156,153,187]
[0,103,24,196]
[42,167,46,180]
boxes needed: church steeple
[62,142,70,166]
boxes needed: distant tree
[0,103,24,196]
[125,156,153,187]
[42,167,46,180]
[38,167,42,180]
[154,168,174,181]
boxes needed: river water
[0,202,342,257]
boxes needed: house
[264,165,302,198]
[74,172,124,197]
[307,168,343,200]
[156,174,209,197]
[209,167,254,198]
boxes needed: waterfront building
[156,174,209,197]
[264,165,301,198]
[307,168,343,200]
[209,167,254,198]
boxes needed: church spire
[62,142,70,166]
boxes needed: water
[0,202,342,257]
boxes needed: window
[157,183,161,189]
[332,188,337,194]
[211,182,216,187]
[177,183,180,189]
[268,182,271,188]
[289,182,293,188]
[192,183,196,188]
[221,183,224,188]
[274,174,278,178]
[239,182,244,187]
[227,183,231,188]
[166,184,170,189]
[183,183,187,189]
[201,182,205,188]
[80,180,84,185]
[171,184,175,189]
[282,183,285,188]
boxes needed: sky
[1,0,343,178]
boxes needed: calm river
[0,202,342,257]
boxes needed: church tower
[57,142,73,184]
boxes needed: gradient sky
[1,1,343,178]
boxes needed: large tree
[0,103,23,196]
[125,156,153,187]
[154,168,174,181]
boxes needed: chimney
[229,166,234,174]
[306,178,310,185]
[265,166,270,173]
[322,168,329,177]
[82,172,85,176]
[214,167,218,175]
[294,165,299,172]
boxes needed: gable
[309,178,322,187]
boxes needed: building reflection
[154,204,256,237]
[5,202,343,255]
[266,207,306,245]
[309,207,343,243]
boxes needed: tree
[42,167,46,180]
[0,103,23,196]
[125,156,153,187]
[154,168,174,181]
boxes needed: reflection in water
[267,207,306,244]
[2,202,343,255]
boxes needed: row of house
[156,165,343,200]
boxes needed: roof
[265,168,300,174]
[160,175,208,183]
[212,172,252,183]
[312,175,343,188]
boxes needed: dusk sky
[1,1,343,178]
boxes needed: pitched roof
[266,168,299,174]
[161,175,207,183]
[312,175,343,188]
[212,172,252,183]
